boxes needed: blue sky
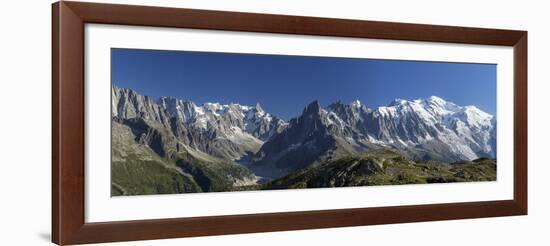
[112,48,496,120]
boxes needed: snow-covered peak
[426,95,446,104]
[388,98,408,106]
[383,96,461,118]
[349,99,369,112]
[231,103,252,111]
[375,96,494,131]
[362,96,496,160]
[463,105,489,116]
[245,103,270,122]
[255,102,264,113]
[453,105,493,129]
[203,102,228,115]
[421,96,456,111]
[157,96,199,122]
[424,98,460,117]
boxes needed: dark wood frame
[52,1,527,245]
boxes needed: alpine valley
[111,85,497,196]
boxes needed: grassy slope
[112,121,256,196]
[111,122,202,195]
[264,149,496,190]
[111,158,202,196]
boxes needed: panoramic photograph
[111,48,497,196]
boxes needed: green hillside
[264,149,496,190]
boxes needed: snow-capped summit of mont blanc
[111,85,496,179]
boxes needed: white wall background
[0,0,547,245]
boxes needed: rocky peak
[351,99,362,107]
[426,95,446,105]
[452,105,493,129]
[327,100,346,112]
[111,86,170,127]
[388,98,409,107]
[254,102,264,113]
[303,100,322,115]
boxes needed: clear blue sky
[112,48,496,120]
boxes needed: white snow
[193,105,205,115]
[351,99,362,107]
[194,117,208,129]
[363,96,496,160]
[320,109,347,130]
[286,143,302,151]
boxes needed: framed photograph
[52,1,527,245]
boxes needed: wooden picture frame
[52,1,527,245]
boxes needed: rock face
[111,85,496,194]
[250,101,358,178]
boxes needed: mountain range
[111,85,496,195]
